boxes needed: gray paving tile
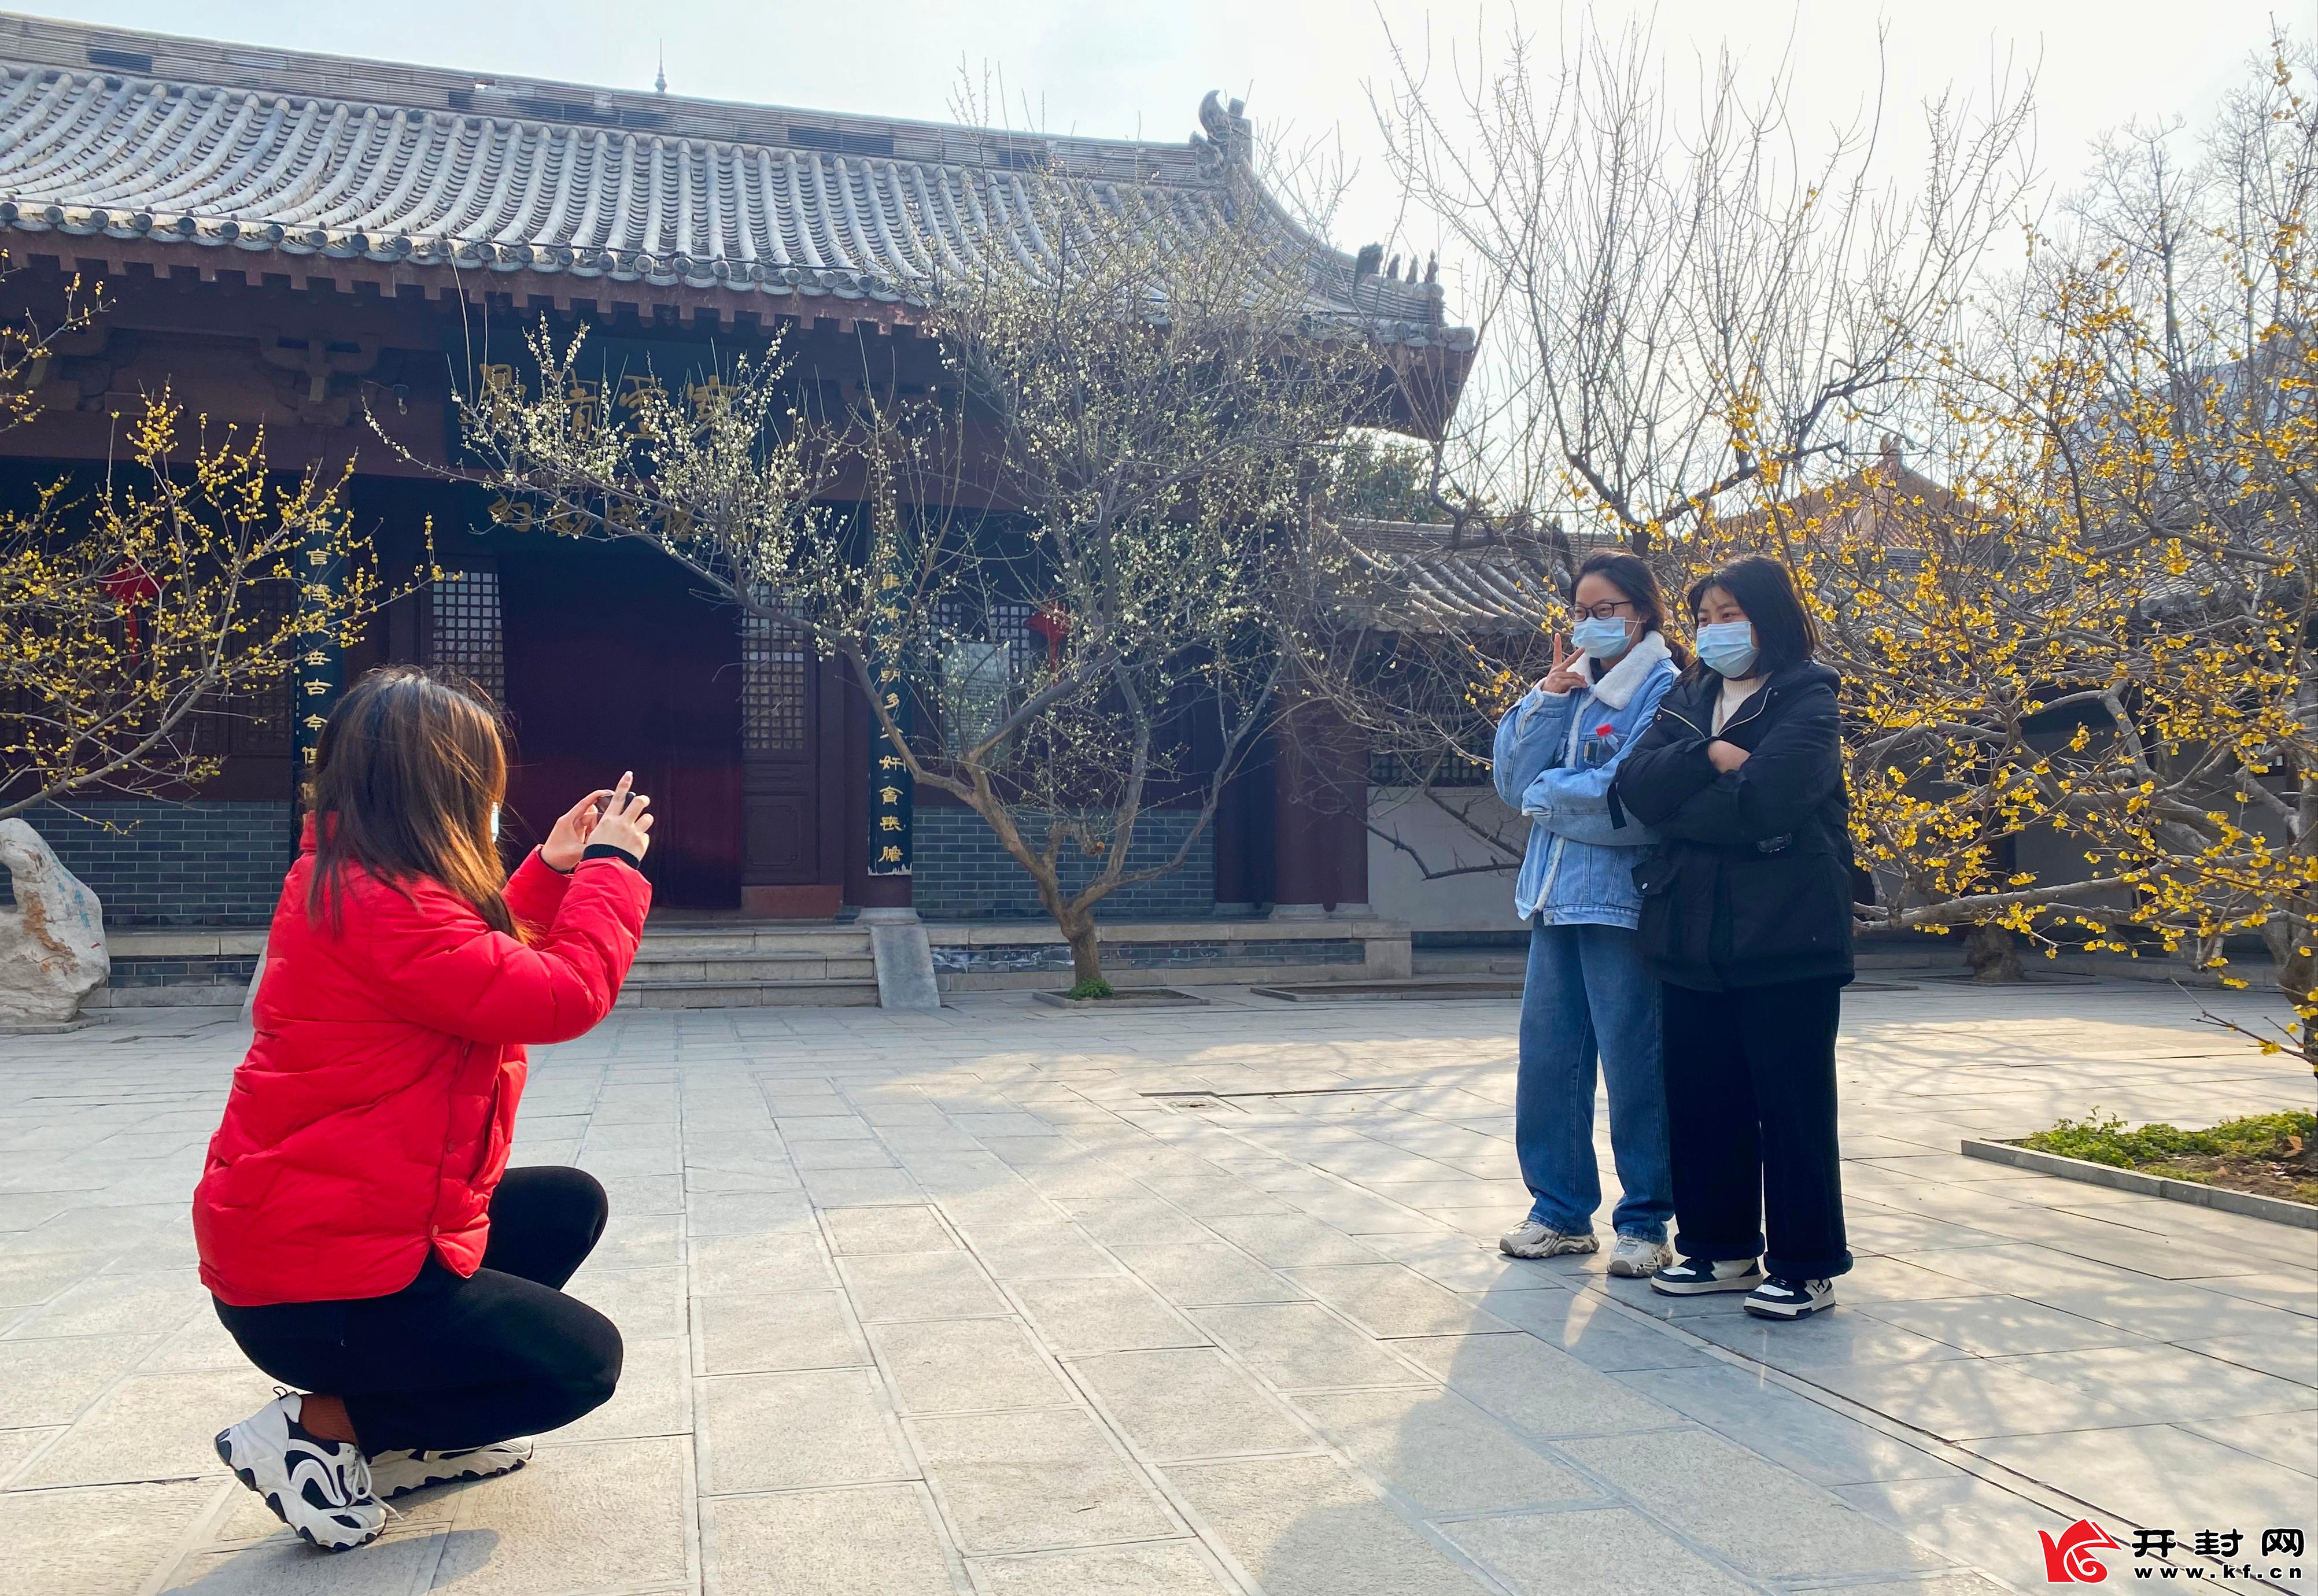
[20,1367,275,1486]
[2028,1280,2317,1343]
[841,1251,1010,1321]
[803,1166,928,1205]
[705,1482,960,1595]
[1294,1385,1596,1513]
[1396,1332,1683,1438]
[1962,1422,2318,1533]
[1618,1362,1959,1486]
[555,1332,691,1442]
[1199,1212,1386,1266]
[1989,1342,2318,1424]
[2187,1269,2318,1317]
[1680,1305,1987,1368]
[1188,1303,1429,1391]
[911,1406,1179,1554]
[688,1191,814,1236]
[564,1264,685,1341]
[1560,1426,1943,1579]
[0,1249,111,1310]
[3,1267,202,1339]
[2182,1328,2318,1387]
[1884,1241,2150,1296]
[822,1203,956,1255]
[1010,1276,1209,1355]
[1110,1243,1304,1307]
[163,1527,457,1593]
[0,1424,62,1485]
[1441,1507,1758,1596]
[440,1435,691,1595]
[0,1479,221,1596]
[2182,1407,2317,1476]
[0,1332,160,1425]
[1467,1287,1712,1371]
[870,1317,1073,1414]
[1280,1263,1520,1338]
[1164,1453,1491,1596]
[698,1290,864,1375]
[691,1226,835,1294]
[972,1542,1235,1595]
[1069,1348,1313,1460]
[1801,1353,2150,1439]
[699,1368,914,1491]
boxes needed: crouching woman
[1613,555,1855,1321]
[194,667,655,1551]
[1492,551,1682,1277]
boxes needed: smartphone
[595,789,626,821]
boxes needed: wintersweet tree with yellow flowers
[0,260,382,826]
[1659,43,2317,1059]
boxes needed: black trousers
[216,1166,623,1454]
[1661,977,1852,1280]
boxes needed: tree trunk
[1059,907,1103,987]
[1964,923,2023,982]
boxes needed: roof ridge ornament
[1195,90,1252,165]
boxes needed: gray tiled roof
[0,13,1466,345]
[1333,519,1575,633]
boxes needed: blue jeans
[1516,920,1673,1240]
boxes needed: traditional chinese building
[0,14,1474,1000]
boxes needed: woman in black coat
[1612,555,1854,1320]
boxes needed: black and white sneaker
[213,1392,386,1551]
[1744,1277,1836,1320]
[1648,1255,1766,1295]
[367,1438,534,1499]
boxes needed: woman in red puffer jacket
[195,666,655,1552]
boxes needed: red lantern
[101,560,160,652]
[1027,602,1069,669]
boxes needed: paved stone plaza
[2,980,2312,1595]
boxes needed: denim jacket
[1493,631,1678,928]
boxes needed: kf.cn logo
[2042,1519,2125,1583]
[2040,1519,2306,1583]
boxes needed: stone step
[615,978,881,1009]
[623,955,878,985]
[635,927,874,959]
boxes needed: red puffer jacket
[194,823,651,1306]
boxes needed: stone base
[0,1014,101,1034]
[928,917,1412,992]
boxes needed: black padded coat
[1611,659,1856,992]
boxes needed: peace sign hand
[1539,635,1590,696]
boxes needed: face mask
[1570,616,1634,660]
[1695,621,1759,678]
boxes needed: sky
[24,0,2298,282]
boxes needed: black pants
[1661,976,1852,1280]
[216,1166,623,1453]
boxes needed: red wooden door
[497,543,741,910]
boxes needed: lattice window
[427,567,504,705]
[741,609,807,754]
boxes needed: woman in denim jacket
[1491,551,1682,1275]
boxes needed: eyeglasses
[1571,598,1639,622]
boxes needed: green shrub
[1064,977,1117,1001]
[2021,1110,2313,1169]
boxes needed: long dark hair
[307,666,517,937]
[1573,549,1690,668]
[1686,555,1818,677]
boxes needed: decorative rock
[0,819,109,1026]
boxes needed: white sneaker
[213,1392,386,1552]
[1500,1220,1600,1259]
[367,1438,534,1499]
[1606,1236,1671,1277]
[1744,1277,1837,1320]
[1648,1255,1766,1295]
